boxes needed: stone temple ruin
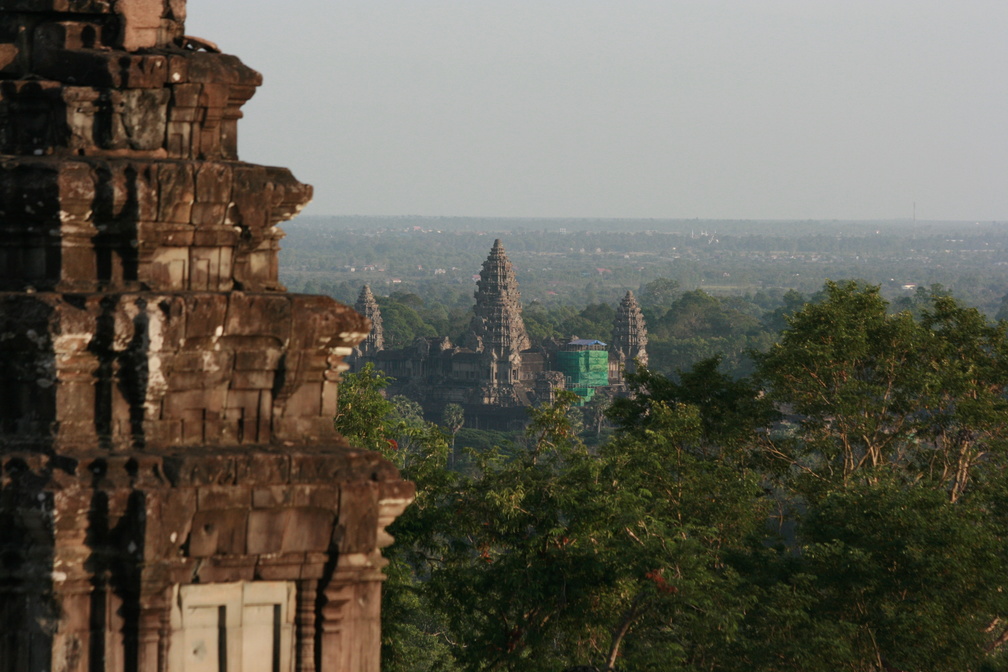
[0,2,411,671]
[350,239,649,428]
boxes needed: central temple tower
[469,239,531,404]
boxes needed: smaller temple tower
[469,239,531,404]
[610,290,649,382]
[353,284,385,358]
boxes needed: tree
[333,362,397,454]
[756,281,1008,498]
[760,288,806,333]
[593,402,768,671]
[377,298,438,347]
[582,391,611,438]
[339,285,1008,671]
[639,276,680,309]
[608,357,777,456]
[398,390,769,672]
[797,477,1004,672]
[334,364,458,672]
[756,280,927,487]
[916,295,1008,501]
[417,391,605,671]
[744,281,1008,671]
[557,303,616,342]
[441,403,464,468]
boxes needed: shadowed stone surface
[0,2,412,671]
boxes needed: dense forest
[336,282,1008,672]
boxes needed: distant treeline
[279,216,1008,377]
[281,216,1008,315]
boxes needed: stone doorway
[169,582,295,672]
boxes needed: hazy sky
[186,1,1008,221]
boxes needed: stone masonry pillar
[0,2,413,671]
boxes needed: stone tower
[469,239,530,403]
[0,3,411,672]
[611,290,648,379]
[353,285,384,357]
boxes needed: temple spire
[467,239,530,405]
[354,284,385,355]
[611,290,648,375]
[469,239,530,355]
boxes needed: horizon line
[295,214,1005,224]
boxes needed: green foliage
[441,403,464,434]
[381,388,769,671]
[653,289,742,339]
[521,300,566,344]
[741,281,1008,671]
[640,289,778,377]
[609,357,778,453]
[334,364,457,672]
[639,276,681,309]
[798,478,1002,672]
[582,391,612,439]
[454,427,519,457]
[342,280,1008,672]
[759,288,807,334]
[381,557,461,672]
[333,362,396,453]
[757,280,925,485]
[756,281,1008,499]
[595,402,768,670]
[413,392,604,671]
[376,296,439,348]
[520,301,617,346]
[559,302,616,342]
[442,403,465,468]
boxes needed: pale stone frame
[168,581,296,672]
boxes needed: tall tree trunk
[604,596,648,671]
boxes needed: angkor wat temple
[350,239,649,428]
[0,2,410,671]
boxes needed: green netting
[556,349,609,389]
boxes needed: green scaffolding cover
[556,349,609,391]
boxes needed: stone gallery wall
[0,2,412,671]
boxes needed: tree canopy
[337,281,1008,672]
